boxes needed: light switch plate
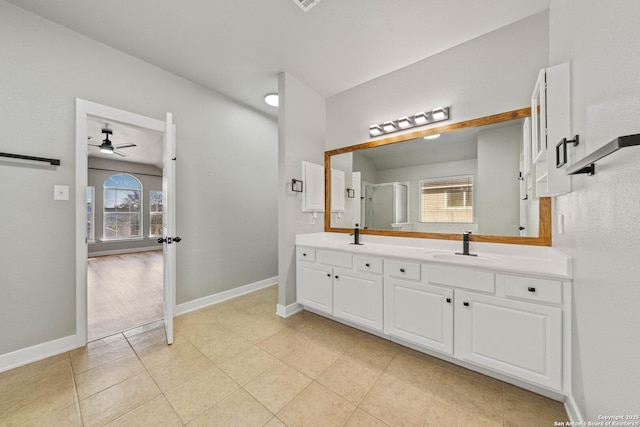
[54,185,69,201]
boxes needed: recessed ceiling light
[432,107,447,120]
[383,121,396,132]
[264,93,279,107]
[397,117,412,128]
[423,134,441,140]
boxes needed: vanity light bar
[368,107,450,138]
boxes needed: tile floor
[0,285,568,426]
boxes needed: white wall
[549,0,640,418]
[326,11,549,151]
[0,2,277,356]
[278,73,325,307]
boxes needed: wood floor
[87,250,163,341]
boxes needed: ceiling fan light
[100,145,113,154]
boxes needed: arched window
[104,174,142,239]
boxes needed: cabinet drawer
[317,250,353,268]
[355,256,383,274]
[385,259,421,281]
[297,247,316,262]
[427,265,494,293]
[497,274,562,305]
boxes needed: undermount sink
[429,253,500,265]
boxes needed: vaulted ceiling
[6,0,549,117]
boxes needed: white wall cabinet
[454,289,562,390]
[384,278,453,354]
[530,62,571,197]
[295,244,569,394]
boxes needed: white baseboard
[0,335,78,374]
[564,394,584,424]
[89,246,161,257]
[276,302,303,318]
[175,277,278,316]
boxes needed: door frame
[75,99,172,347]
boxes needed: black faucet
[350,224,363,245]
[456,231,477,256]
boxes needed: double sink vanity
[295,232,572,398]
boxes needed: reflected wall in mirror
[325,108,552,246]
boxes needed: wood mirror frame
[324,107,551,246]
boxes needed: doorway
[75,99,176,347]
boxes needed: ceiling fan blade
[114,143,137,149]
[113,150,128,157]
[88,144,102,147]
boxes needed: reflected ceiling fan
[89,127,136,157]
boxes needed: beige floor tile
[187,389,273,427]
[258,328,309,359]
[79,372,161,427]
[344,408,389,427]
[244,361,312,413]
[228,317,285,343]
[164,365,239,423]
[252,285,279,302]
[105,395,182,427]
[384,352,444,395]
[426,399,502,427]
[278,382,355,427]
[503,390,567,427]
[219,345,281,385]
[229,293,267,310]
[344,334,398,371]
[0,355,72,403]
[246,300,278,318]
[2,402,82,427]
[175,314,229,348]
[123,323,167,351]
[316,355,382,405]
[122,319,165,338]
[283,340,341,379]
[75,354,145,399]
[263,416,288,426]
[0,364,77,419]
[309,325,359,354]
[359,373,433,427]
[133,333,199,369]
[503,382,566,414]
[440,360,505,391]
[147,349,214,392]
[197,329,253,364]
[70,334,134,374]
[433,371,504,424]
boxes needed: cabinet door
[455,290,562,390]
[333,268,383,331]
[385,278,453,355]
[297,262,333,314]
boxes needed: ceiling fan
[89,127,136,157]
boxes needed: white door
[454,290,562,390]
[385,279,453,354]
[333,268,383,332]
[296,262,333,314]
[161,113,176,344]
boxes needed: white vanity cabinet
[384,277,454,355]
[295,240,570,395]
[454,288,562,390]
[296,247,384,331]
[333,264,383,331]
[296,247,333,314]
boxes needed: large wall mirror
[324,108,551,246]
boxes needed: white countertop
[296,232,572,279]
